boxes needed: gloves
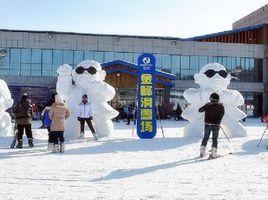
[77,117,81,121]
[89,116,93,120]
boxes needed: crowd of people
[11,95,185,153]
[11,92,258,158]
[12,93,98,153]
[113,102,184,125]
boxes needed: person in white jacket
[77,94,97,140]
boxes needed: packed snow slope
[0,119,267,200]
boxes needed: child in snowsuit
[49,95,70,153]
[199,93,225,158]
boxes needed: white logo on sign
[143,57,150,64]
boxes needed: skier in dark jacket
[199,93,225,158]
[13,93,34,148]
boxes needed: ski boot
[200,145,206,157]
[28,138,34,147]
[16,140,23,149]
[93,133,98,141]
[80,132,85,139]
[209,147,220,159]
[59,143,65,153]
[47,143,53,151]
[52,144,60,153]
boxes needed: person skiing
[13,93,34,148]
[77,94,97,140]
[41,94,55,150]
[49,94,70,153]
[199,93,225,158]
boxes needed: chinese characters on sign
[137,54,157,139]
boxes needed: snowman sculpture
[56,60,118,139]
[0,79,13,136]
[182,63,247,138]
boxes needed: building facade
[0,29,265,117]
[233,4,268,29]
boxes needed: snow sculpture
[56,60,118,139]
[0,79,13,136]
[182,63,247,138]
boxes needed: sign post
[137,53,157,139]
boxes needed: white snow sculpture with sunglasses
[182,63,247,137]
[56,60,118,139]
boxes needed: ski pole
[257,126,267,147]
[157,107,165,138]
[131,115,135,137]
[220,126,231,144]
[219,125,235,154]
[159,117,165,138]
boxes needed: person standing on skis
[77,94,97,140]
[199,93,225,158]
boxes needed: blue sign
[137,53,157,139]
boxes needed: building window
[63,50,74,67]
[104,52,113,62]
[74,51,84,66]
[94,51,104,63]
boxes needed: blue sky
[1,0,267,38]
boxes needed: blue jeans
[201,124,220,148]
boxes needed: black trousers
[80,118,95,133]
[17,124,33,141]
[47,126,53,143]
[51,131,64,144]
[201,124,220,148]
[127,114,135,125]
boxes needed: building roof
[101,60,176,87]
[184,24,264,41]
[0,28,181,41]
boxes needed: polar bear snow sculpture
[56,60,119,139]
[182,63,247,138]
[0,79,13,136]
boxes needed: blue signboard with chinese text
[137,53,157,139]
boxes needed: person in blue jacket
[41,94,55,150]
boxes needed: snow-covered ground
[0,119,267,200]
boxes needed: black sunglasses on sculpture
[75,66,97,75]
[203,69,228,78]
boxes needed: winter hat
[55,94,63,103]
[210,93,220,102]
[22,93,28,98]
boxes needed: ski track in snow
[0,119,267,200]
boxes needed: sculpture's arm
[184,88,212,105]
[220,90,244,106]
[91,82,116,102]
[56,64,73,99]
[0,80,13,110]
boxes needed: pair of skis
[196,152,232,161]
